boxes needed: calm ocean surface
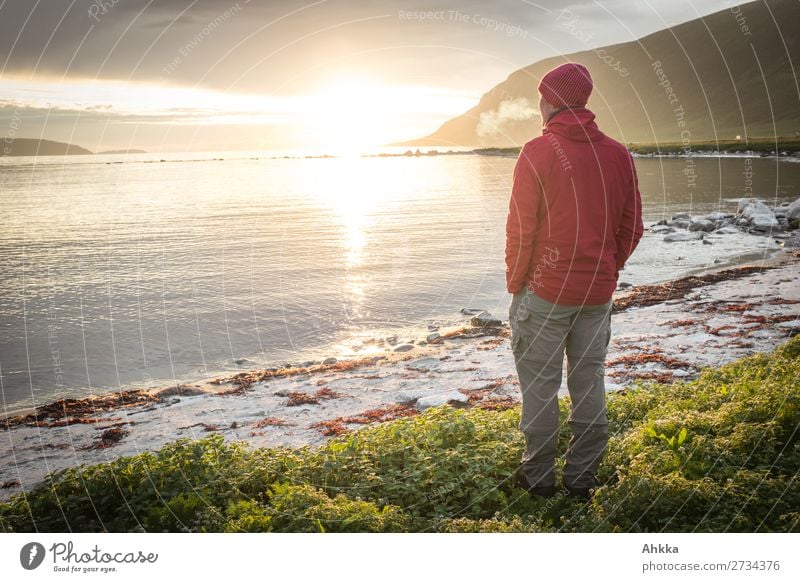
[1,152,798,414]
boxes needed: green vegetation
[2,336,799,533]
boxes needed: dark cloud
[1,0,734,94]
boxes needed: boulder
[416,390,469,410]
[394,344,415,352]
[470,311,502,327]
[669,219,691,229]
[737,198,759,214]
[786,197,800,221]
[739,201,779,230]
[688,219,715,232]
[649,225,675,234]
[426,332,442,343]
[395,390,430,405]
[705,211,731,221]
[663,231,705,242]
[671,212,692,220]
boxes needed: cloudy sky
[0,0,738,152]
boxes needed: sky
[0,0,741,153]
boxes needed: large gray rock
[737,200,779,231]
[395,390,430,405]
[737,198,759,214]
[650,225,675,234]
[671,212,692,220]
[669,219,691,229]
[470,311,502,327]
[664,231,705,242]
[689,219,715,232]
[416,390,469,410]
[786,197,800,221]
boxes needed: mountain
[2,138,93,156]
[404,0,800,147]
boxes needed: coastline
[1,248,798,498]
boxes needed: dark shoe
[564,484,593,500]
[564,477,599,500]
[517,471,558,498]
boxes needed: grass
[1,336,798,533]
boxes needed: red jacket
[505,107,643,305]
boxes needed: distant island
[2,138,146,157]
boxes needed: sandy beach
[2,248,798,500]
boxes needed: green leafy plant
[1,335,798,533]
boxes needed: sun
[307,76,395,154]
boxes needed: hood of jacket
[542,107,605,143]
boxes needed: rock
[427,323,439,331]
[671,212,692,220]
[386,335,398,346]
[714,226,740,235]
[740,201,779,230]
[460,307,485,316]
[151,385,208,399]
[664,231,705,242]
[649,225,675,234]
[301,360,316,367]
[233,357,252,366]
[322,357,338,365]
[672,369,692,378]
[617,281,633,289]
[394,344,415,352]
[782,233,800,248]
[653,219,669,226]
[273,388,291,397]
[416,390,469,410]
[417,340,427,346]
[786,197,800,221]
[705,211,731,221]
[470,311,502,327]
[689,219,715,232]
[426,332,442,343]
[669,219,691,229]
[395,390,429,405]
[737,198,759,214]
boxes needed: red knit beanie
[538,63,593,108]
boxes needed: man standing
[505,63,644,500]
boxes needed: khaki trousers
[509,287,613,489]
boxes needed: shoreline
[1,249,798,497]
[0,246,793,428]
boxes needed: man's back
[505,107,644,306]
